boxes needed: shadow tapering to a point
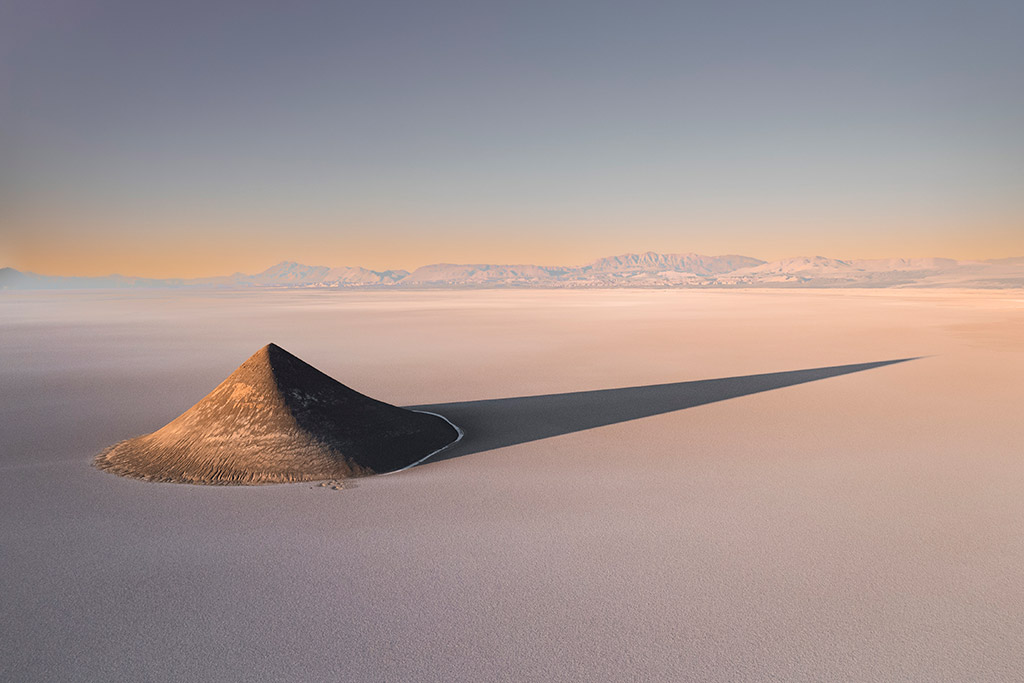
[411,358,919,463]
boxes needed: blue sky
[3,0,1022,275]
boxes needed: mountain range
[3,252,1024,290]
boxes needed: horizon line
[6,250,1024,281]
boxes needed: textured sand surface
[1,289,1023,681]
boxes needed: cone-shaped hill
[95,343,460,484]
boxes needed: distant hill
[4,252,1023,290]
[0,266,186,289]
[247,261,409,286]
[584,252,764,276]
[402,263,573,285]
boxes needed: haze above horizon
[3,0,1022,277]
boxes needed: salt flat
[1,289,1022,682]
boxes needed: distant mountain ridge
[3,252,1023,290]
[584,252,764,276]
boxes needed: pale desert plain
[1,288,1023,682]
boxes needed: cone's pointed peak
[239,343,299,373]
[230,343,349,398]
[250,342,288,361]
[263,343,318,375]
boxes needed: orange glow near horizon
[5,208,1023,278]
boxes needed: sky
[2,0,1022,277]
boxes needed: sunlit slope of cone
[95,343,458,484]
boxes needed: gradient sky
[2,0,1022,276]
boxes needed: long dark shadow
[410,358,918,463]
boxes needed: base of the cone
[94,411,462,485]
[380,410,465,475]
[93,441,365,485]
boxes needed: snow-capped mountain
[730,256,854,276]
[245,262,409,286]
[401,263,572,285]
[584,252,765,276]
